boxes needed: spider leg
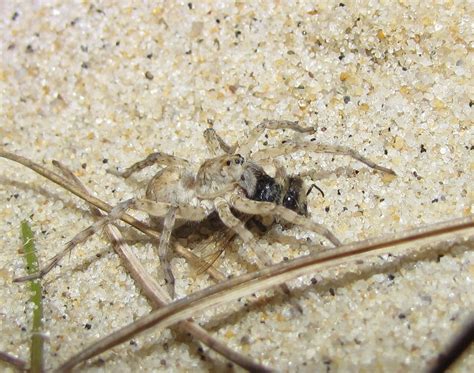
[214,197,302,312]
[214,198,254,244]
[159,208,177,298]
[130,198,208,298]
[134,199,208,221]
[266,230,327,252]
[238,119,316,157]
[110,152,190,178]
[252,141,396,175]
[14,197,207,299]
[133,199,210,298]
[272,158,287,186]
[298,166,356,180]
[13,198,135,282]
[203,128,236,155]
[228,194,341,246]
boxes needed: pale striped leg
[203,128,236,155]
[238,119,316,157]
[110,152,190,178]
[265,231,327,253]
[105,199,207,298]
[214,197,303,312]
[13,199,135,282]
[14,197,207,289]
[159,208,177,298]
[228,194,341,247]
[298,166,357,181]
[252,142,396,175]
[134,199,208,221]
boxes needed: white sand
[1,1,473,371]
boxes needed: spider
[190,160,327,275]
[15,120,395,300]
[191,125,393,274]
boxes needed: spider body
[144,153,245,222]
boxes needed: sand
[0,1,473,371]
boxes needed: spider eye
[226,160,231,166]
[240,175,245,181]
[235,154,244,164]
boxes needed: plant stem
[21,221,44,373]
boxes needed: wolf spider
[16,120,395,299]
[193,125,394,272]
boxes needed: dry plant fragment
[0,351,27,370]
[56,215,474,371]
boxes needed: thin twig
[0,351,27,370]
[52,161,271,372]
[56,215,474,371]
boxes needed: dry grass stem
[56,215,473,370]
[0,351,27,370]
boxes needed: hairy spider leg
[252,141,396,175]
[237,119,316,157]
[228,194,341,246]
[111,152,189,178]
[203,128,235,156]
[214,196,303,312]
